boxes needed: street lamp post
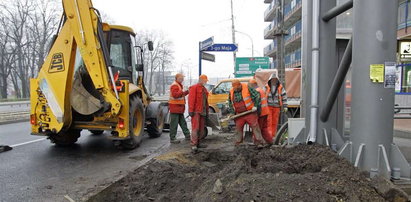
[235,30,254,57]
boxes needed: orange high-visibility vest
[230,83,254,111]
[268,83,284,107]
[168,81,186,105]
[257,85,270,116]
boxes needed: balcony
[284,20,301,51]
[264,20,279,39]
[264,41,277,57]
[285,31,301,52]
[285,49,301,68]
[264,1,277,22]
[285,59,301,68]
[264,0,273,4]
[283,0,302,29]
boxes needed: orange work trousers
[268,106,281,138]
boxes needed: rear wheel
[121,96,145,150]
[49,129,81,146]
[147,109,164,138]
[89,130,104,135]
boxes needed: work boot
[191,146,198,153]
[170,139,180,144]
[184,136,191,141]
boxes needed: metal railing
[0,111,30,123]
[0,101,30,107]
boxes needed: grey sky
[93,0,267,80]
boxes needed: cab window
[213,82,232,94]
[109,30,132,70]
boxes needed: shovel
[219,108,257,123]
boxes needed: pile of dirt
[89,144,408,202]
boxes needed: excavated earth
[88,134,409,202]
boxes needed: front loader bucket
[71,74,102,115]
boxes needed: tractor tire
[162,106,170,130]
[146,108,164,138]
[49,129,81,146]
[121,96,145,150]
[89,130,104,135]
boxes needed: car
[208,77,251,113]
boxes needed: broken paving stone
[202,161,217,168]
[213,179,223,194]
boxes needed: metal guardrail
[0,101,30,107]
[0,111,30,123]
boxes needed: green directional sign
[235,57,270,77]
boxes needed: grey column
[317,0,337,144]
[302,0,312,120]
[350,0,398,176]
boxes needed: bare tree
[4,0,34,98]
[159,42,174,95]
[0,0,60,99]
[0,12,16,99]
[27,0,60,78]
[135,30,174,94]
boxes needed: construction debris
[0,145,12,153]
[87,134,408,202]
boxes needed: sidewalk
[394,119,411,139]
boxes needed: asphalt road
[0,122,174,202]
[1,121,411,201]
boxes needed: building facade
[263,0,352,71]
[398,0,411,100]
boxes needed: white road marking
[10,138,46,147]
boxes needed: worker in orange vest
[267,76,288,138]
[228,79,266,147]
[168,73,190,144]
[248,79,272,144]
[188,74,209,153]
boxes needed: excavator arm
[31,0,121,133]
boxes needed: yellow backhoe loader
[29,0,167,149]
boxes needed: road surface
[0,122,174,202]
[1,121,411,201]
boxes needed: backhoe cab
[30,0,166,149]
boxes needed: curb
[394,129,411,140]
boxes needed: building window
[397,64,411,94]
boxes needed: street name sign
[203,43,238,52]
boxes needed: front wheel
[121,96,145,150]
[146,111,164,138]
